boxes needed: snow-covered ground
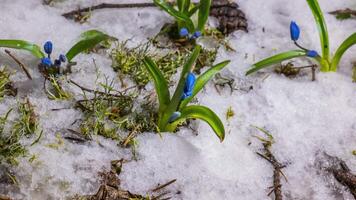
[0,0,356,199]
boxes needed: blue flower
[59,54,66,62]
[41,57,53,67]
[44,41,53,56]
[191,31,202,39]
[290,21,300,41]
[307,50,318,58]
[168,111,181,123]
[179,28,189,37]
[182,72,196,100]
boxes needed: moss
[0,66,17,101]
[0,99,41,165]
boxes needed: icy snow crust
[0,0,356,199]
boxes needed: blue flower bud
[168,111,181,123]
[290,21,300,41]
[41,57,53,67]
[54,59,61,66]
[182,72,196,100]
[59,54,66,62]
[192,31,202,39]
[44,41,53,56]
[307,50,318,58]
[179,28,189,37]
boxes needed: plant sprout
[154,0,211,39]
[143,45,230,141]
[246,0,356,75]
[0,30,113,76]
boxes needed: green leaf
[307,0,329,61]
[160,45,201,129]
[188,4,200,17]
[0,40,44,58]
[143,57,170,111]
[171,105,225,142]
[66,30,113,62]
[245,50,307,75]
[330,32,356,71]
[197,0,211,32]
[153,0,195,32]
[180,60,230,109]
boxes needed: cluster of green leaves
[0,29,113,63]
[0,100,40,165]
[154,0,211,34]
[246,0,356,75]
[143,45,230,141]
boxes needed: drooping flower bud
[41,57,53,67]
[44,41,53,56]
[182,72,196,100]
[179,28,189,37]
[191,31,202,39]
[290,21,300,41]
[54,59,61,66]
[306,50,318,58]
[168,111,181,123]
[59,54,66,63]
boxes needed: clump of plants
[0,99,41,165]
[143,45,230,141]
[0,67,16,101]
[246,0,356,76]
[111,40,219,86]
[154,0,211,40]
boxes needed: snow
[0,0,356,199]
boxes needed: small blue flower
[44,41,53,56]
[191,31,202,39]
[168,111,181,123]
[182,72,196,100]
[54,59,61,66]
[59,54,66,62]
[179,28,189,37]
[290,21,300,41]
[41,57,53,67]
[307,50,318,58]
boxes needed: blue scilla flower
[290,21,300,41]
[44,41,53,57]
[179,28,189,37]
[59,54,66,62]
[168,111,181,123]
[191,31,202,39]
[182,72,196,100]
[41,57,53,67]
[307,50,318,58]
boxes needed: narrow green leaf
[197,0,211,32]
[143,57,170,110]
[188,4,200,17]
[183,0,191,14]
[330,32,356,71]
[171,105,225,142]
[177,0,184,11]
[160,45,201,128]
[180,60,230,109]
[0,40,44,58]
[245,50,307,75]
[66,30,113,62]
[153,0,195,32]
[306,0,329,61]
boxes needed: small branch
[257,143,286,200]
[152,179,177,193]
[69,79,124,97]
[329,8,356,17]
[62,3,156,19]
[4,49,32,80]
